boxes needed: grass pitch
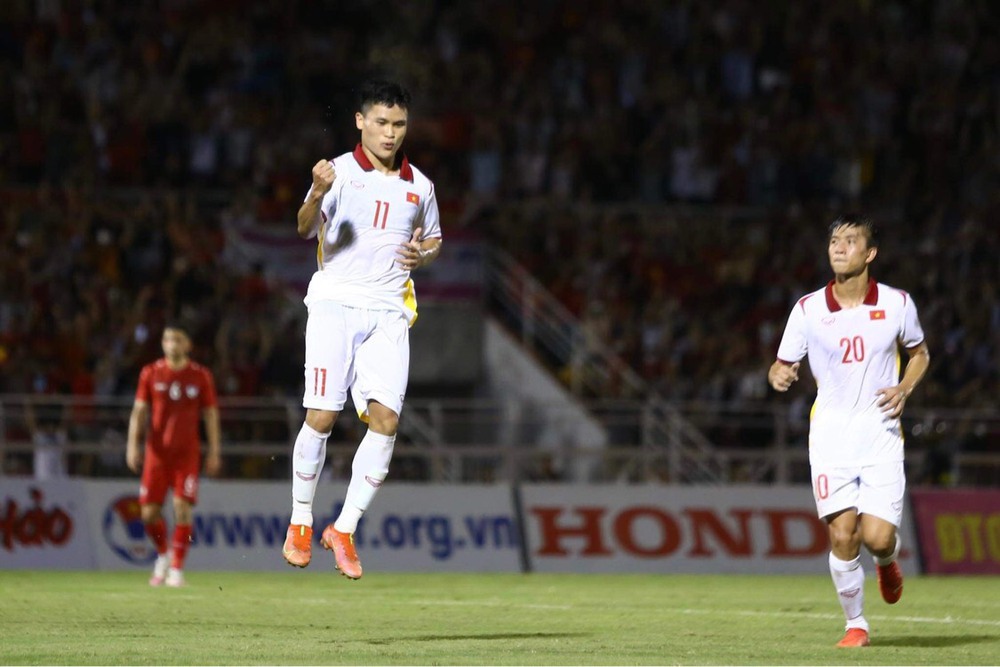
[1,570,998,665]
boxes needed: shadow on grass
[370,632,587,645]
[875,634,999,648]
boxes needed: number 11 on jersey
[373,200,389,228]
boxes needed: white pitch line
[873,613,1000,629]
[789,597,1000,611]
[410,601,1000,628]
[674,607,1000,629]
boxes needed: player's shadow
[374,632,586,644]
[875,634,998,648]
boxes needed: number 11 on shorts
[312,367,327,396]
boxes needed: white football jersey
[303,144,441,324]
[775,279,925,466]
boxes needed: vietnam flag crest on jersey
[870,310,886,320]
[406,192,420,205]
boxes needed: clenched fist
[312,159,336,195]
[768,361,800,392]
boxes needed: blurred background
[0,0,997,489]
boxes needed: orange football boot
[321,525,362,579]
[836,628,870,647]
[282,524,313,567]
[876,560,903,604]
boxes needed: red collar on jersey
[825,278,879,311]
[352,143,414,182]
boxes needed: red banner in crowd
[910,489,1000,575]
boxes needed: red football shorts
[140,450,200,506]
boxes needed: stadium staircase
[483,248,728,483]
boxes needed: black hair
[358,79,412,114]
[828,213,880,248]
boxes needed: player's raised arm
[297,159,336,239]
[126,399,149,473]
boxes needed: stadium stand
[0,0,996,482]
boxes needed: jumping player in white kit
[768,214,930,647]
[282,80,442,579]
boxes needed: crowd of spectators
[490,202,999,413]
[0,0,996,476]
[3,1,994,209]
[0,185,306,401]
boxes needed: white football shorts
[302,300,410,419]
[810,461,905,526]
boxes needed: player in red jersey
[126,324,221,587]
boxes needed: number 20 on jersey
[840,336,865,363]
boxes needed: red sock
[171,524,192,570]
[144,518,168,555]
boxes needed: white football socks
[290,423,330,526]
[829,552,868,631]
[334,429,395,534]
[873,534,901,567]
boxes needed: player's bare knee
[141,504,162,524]
[367,404,399,435]
[865,532,896,557]
[860,515,897,555]
[368,415,398,435]
[828,525,860,554]
[305,409,337,434]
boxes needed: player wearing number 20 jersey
[768,214,930,648]
[775,278,925,467]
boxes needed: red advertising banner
[910,489,1000,575]
[0,479,95,569]
[520,485,919,574]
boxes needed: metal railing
[2,394,997,486]
[481,247,1000,487]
